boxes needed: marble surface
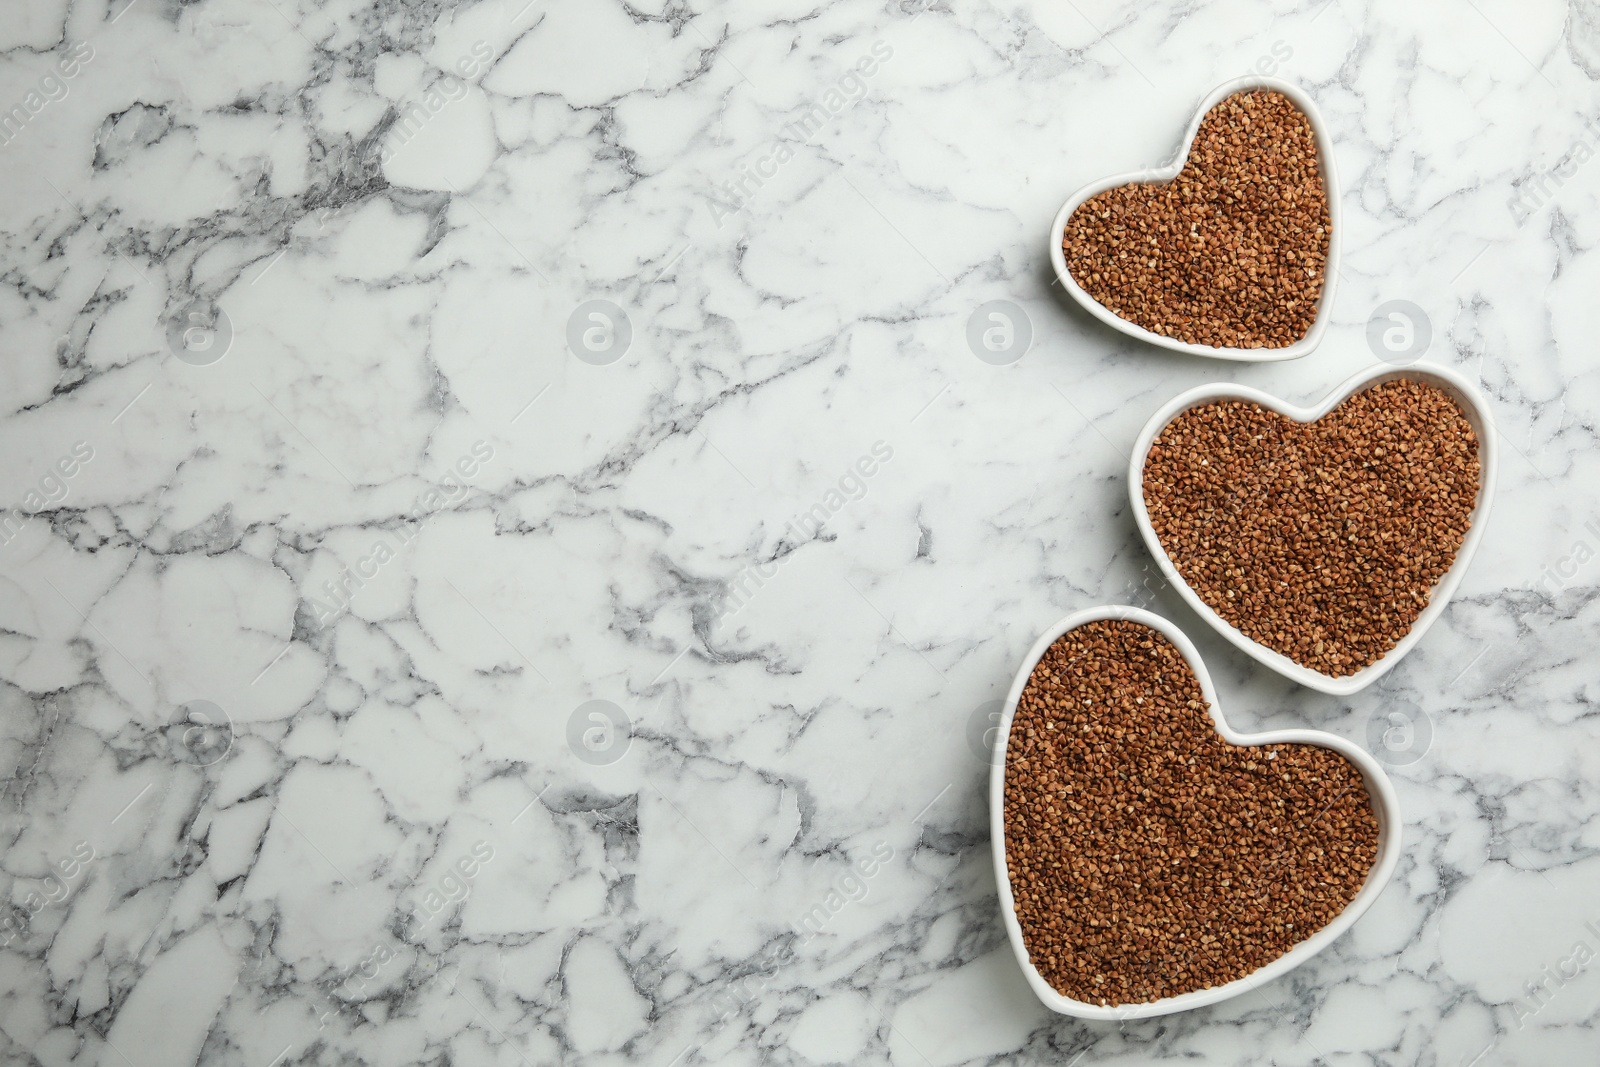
[1,0,1598,1064]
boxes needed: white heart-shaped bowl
[1130,362,1497,695]
[989,605,1401,1020]
[1049,76,1340,362]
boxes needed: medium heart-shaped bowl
[989,605,1400,1020]
[1130,363,1496,695]
[1049,76,1339,361]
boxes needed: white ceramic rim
[988,605,1402,1020]
[1128,362,1498,695]
[1048,76,1340,362]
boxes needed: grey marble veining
[1,0,1598,1064]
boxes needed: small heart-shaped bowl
[1049,76,1340,362]
[1129,362,1497,695]
[989,605,1401,1020]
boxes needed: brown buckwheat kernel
[1062,89,1330,349]
[1141,378,1481,677]
[1002,619,1379,1005]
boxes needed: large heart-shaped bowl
[1049,76,1340,362]
[1130,362,1497,695]
[989,605,1401,1020]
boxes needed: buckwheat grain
[1062,89,1330,349]
[1002,619,1379,1005]
[1141,378,1481,677]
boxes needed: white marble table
[1,0,1597,1064]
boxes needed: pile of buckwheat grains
[1141,378,1481,677]
[1002,619,1380,1005]
[1062,88,1330,349]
